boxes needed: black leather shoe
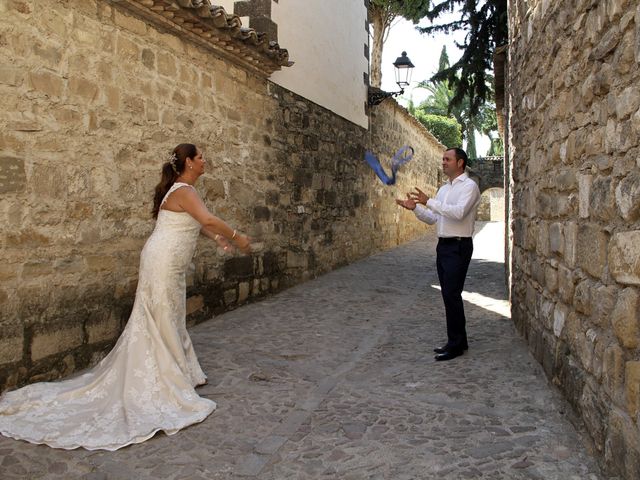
[433,345,448,354]
[434,344,469,354]
[435,350,463,361]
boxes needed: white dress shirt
[413,172,480,237]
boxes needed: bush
[413,112,462,149]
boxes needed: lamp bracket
[368,86,404,106]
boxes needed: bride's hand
[214,234,235,253]
[234,234,252,254]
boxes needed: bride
[0,143,251,450]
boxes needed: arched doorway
[477,187,505,221]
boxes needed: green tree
[414,112,462,148]
[479,108,503,156]
[407,95,416,115]
[416,46,495,160]
[368,0,431,87]
[419,0,508,114]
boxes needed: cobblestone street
[0,222,610,479]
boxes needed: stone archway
[477,187,505,221]
[467,156,504,192]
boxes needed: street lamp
[368,51,415,106]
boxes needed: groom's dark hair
[447,147,468,170]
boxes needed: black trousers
[436,237,473,352]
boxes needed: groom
[396,147,480,361]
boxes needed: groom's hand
[396,193,417,210]
[409,187,429,205]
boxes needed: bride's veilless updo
[152,143,198,218]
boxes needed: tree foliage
[416,46,497,159]
[368,1,431,87]
[419,0,507,114]
[414,112,462,148]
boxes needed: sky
[379,15,491,155]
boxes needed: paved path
[0,222,610,479]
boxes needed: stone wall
[467,156,504,193]
[0,0,443,390]
[477,188,505,222]
[507,0,640,478]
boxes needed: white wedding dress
[0,183,216,450]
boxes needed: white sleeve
[414,204,438,225]
[426,182,480,220]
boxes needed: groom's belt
[438,236,471,243]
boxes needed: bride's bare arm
[200,225,235,252]
[174,187,251,254]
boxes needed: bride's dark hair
[152,143,197,218]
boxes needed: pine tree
[419,0,507,114]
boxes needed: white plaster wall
[270,0,369,128]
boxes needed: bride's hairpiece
[168,152,179,174]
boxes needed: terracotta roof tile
[111,0,293,76]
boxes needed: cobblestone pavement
[1,222,613,480]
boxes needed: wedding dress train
[0,183,216,450]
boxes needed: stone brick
[545,263,558,293]
[86,313,120,344]
[0,66,22,86]
[553,303,568,337]
[33,42,63,68]
[85,255,118,272]
[626,361,640,418]
[576,224,608,279]
[238,282,250,303]
[549,222,564,255]
[564,221,577,268]
[223,289,237,305]
[636,3,640,64]
[615,171,640,221]
[141,48,155,70]
[28,70,63,97]
[0,263,18,281]
[592,284,618,328]
[287,251,308,269]
[114,9,147,36]
[578,174,592,218]
[116,34,139,60]
[224,257,254,279]
[604,342,625,400]
[22,261,53,277]
[609,231,640,285]
[611,288,639,348]
[574,279,592,315]
[606,408,640,480]
[68,77,99,102]
[31,163,67,198]
[580,385,607,450]
[186,295,204,316]
[157,52,177,77]
[590,176,616,220]
[616,85,640,120]
[0,326,23,364]
[0,155,26,194]
[575,325,596,372]
[536,221,549,257]
[31,325,84,361]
